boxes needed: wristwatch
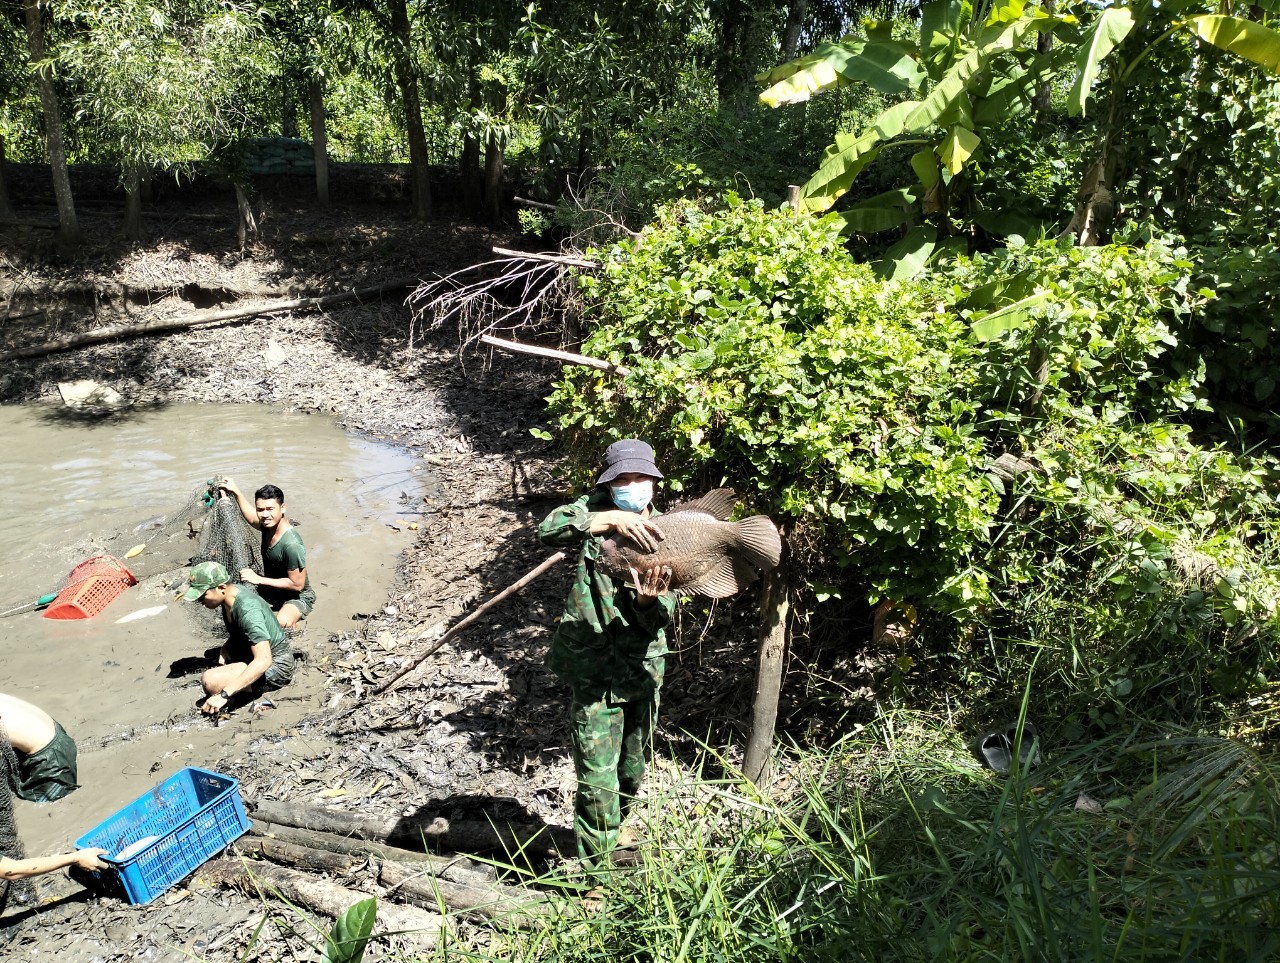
[219,689,233,701]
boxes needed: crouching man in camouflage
[538,439,675,869]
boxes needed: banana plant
[1064,0,1280,245]
[758,0,1280,262]
[757,0,1080,246]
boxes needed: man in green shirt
[184,561,295,716]
[217,478,316,628]
[538,439,676,869]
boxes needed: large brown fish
[597,489,782,599]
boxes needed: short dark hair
[255,484,285,503]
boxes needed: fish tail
[732,516,782,569]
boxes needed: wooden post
[787,185,801,216]
[743,557,789,786]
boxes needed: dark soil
[0,166,767,960]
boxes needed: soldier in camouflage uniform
[539,440,677,868]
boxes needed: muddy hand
[631,564,673,599]
[613,514,665,553]
[75,848,108,872]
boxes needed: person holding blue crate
[183,560,295,716]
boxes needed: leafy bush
[545,198,1280,722]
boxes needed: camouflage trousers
[569,693,658,868]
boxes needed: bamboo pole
[373,550,566,694]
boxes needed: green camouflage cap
[184,560,230,600]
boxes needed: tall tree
[60,0,268,243]
[22,0,77,253]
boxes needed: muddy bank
[0,177,766,960]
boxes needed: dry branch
[512,196,558,212]
[479,334,629,375]
[203,857,445,943]
[490,246,598,270]
[0,277,418,362]
[253,800,573,858]
[374,550,566,694]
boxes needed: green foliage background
[545,199,1280,727]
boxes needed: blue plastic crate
[75,766,249,905]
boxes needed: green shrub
[545,198,1280,723]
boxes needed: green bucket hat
[184,560,230,600]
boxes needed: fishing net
[0,477,262,621]
[97,479,262,582]
[0,717,27,921]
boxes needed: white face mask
[611,479,654,513]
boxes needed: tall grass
[439,712,1280,962]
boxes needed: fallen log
[0,276,419,363]
[378,860,558,923]
[203,858,444,943]
[244,836,360,875]
[253,800,572,859]
[243,834,556,922]
[249,818,492,882]
[479,334,630,377]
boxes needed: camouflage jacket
[538,490,677,703]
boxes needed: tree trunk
[483,130,504,226]
[460,73,482,214]
[1033,0,1055,122]
[234,180,258,250]
[779,0,808,61]
[122,162,144,242]
[139,164,154,203]
[743,561,790,785]
[1065,52,1127,245]
[389,0,431,221]
[309,77,329,207]
[573,126,595,192]
[24,0,79,254]
[461,133,481,213]
[0,133,15,223]
[713,0,755,105]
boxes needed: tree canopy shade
[58,0,268,239]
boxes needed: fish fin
[680,557,745,599]
[732,516,783,570]
[668,488,737,521]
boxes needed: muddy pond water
[0,403,425,857]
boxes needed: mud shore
[0,171,760,960]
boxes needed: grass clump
[456,711,1280,963]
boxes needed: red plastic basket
[43,555,137,620]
